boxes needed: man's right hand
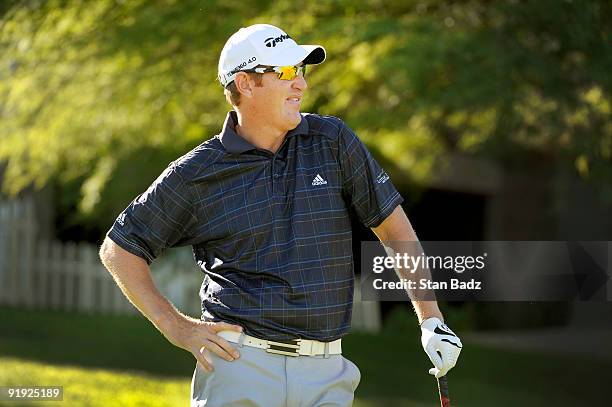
[165,317,243,372]
[99,241,243,372]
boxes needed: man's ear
[234,73,253,99]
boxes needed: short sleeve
[106,162,199,264]
[338,122,404,228]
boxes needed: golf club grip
[437,376,451,407]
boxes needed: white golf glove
[420,317,462,378]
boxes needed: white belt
[218,331,342,357]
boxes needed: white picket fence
[0,197,203,315]
[0,196,380,331]
[0,197,135,313]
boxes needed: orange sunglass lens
[278,66,297,80]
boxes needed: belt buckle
[266,339,300,357]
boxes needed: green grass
[0,306,610,406]
[0,357,188,407]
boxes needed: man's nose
[292,74,307,91]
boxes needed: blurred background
[0,0,611,405]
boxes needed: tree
[1,0,610,235]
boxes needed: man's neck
[234,112,288,154]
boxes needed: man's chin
[284,112,302,130]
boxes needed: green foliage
[0,0,247,227]
[1,0,610,232]
[380,305,421,334]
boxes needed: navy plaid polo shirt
[107,111,403,341]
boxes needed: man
[99,24,461,406]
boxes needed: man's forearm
[372,206,444,324]
[384,242,444,323]
[99,238,192,335]
[99,238,243,370]
[411,299,443,324]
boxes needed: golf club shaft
[437,376,451,407]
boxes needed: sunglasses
[243,65,307,81]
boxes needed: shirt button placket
[271,157,283,196]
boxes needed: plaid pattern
[107,111,403,341]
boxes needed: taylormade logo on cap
[218,24,326,87]
[264,34,290,47]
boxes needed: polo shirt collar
[219,111,310,154]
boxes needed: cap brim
[301,45,326,65]
[262,44,326,67]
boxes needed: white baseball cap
[218,24,326,87]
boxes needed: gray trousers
[190,344,361,407]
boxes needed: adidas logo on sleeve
[311,174,328,186]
